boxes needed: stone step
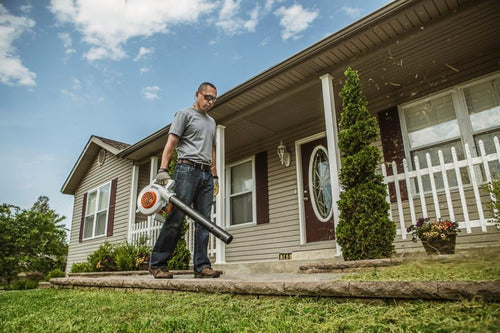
[49,275,500,301]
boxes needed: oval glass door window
[308,145,333,222]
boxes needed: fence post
[438,150,455,222]
[452,147,471,233]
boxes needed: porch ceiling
[222,82,324,151]
[210,0,500,152]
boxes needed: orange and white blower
[137,179,233,245]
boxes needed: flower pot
[421,234,456,255]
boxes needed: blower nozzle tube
[169,195,233,245]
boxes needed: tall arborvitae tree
[336,67,396,260]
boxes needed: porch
[384,136,500,249]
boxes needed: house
[61,0,500,272]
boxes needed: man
[149,82,221,279]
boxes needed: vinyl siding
[66,150,133,272]
[225,117,339,263]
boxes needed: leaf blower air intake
[137,180,233,245]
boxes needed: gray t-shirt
[169,107,216,164]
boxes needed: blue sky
[0,0,391,233]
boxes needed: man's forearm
[160,134,179,170]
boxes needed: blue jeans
[149,163,214,273]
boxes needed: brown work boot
[149,267,173,279]
[194,267,222,278]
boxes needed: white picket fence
[130,209,217,259]
[382,136,499,240]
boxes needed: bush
[24,271,45,281]
[45,268,66,280]
[5,279,39,290]
[70,262,93,273]
[336,67,396,260]
[167,220,191,270]
[485,178,500,226]
[114,242,137,271]
[87,242,116,272]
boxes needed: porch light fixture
[277,139,291,167]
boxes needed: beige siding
[225,117,341,263]
[66,150,133,272]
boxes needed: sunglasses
[200,92,217,103]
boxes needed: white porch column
[320,74,342,256]
[148,156,159,230]
[150,156,159,181]
[215,125,226,264]
[127,164,140,242]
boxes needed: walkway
[50,255,500,301]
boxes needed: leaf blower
[136,179,233,244]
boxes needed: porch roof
[62,0,500,194]
[207,0,499,152]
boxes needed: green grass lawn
[1,288,499,332]
[339,250,500,281]
[1,249,499,332]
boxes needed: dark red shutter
[255,151,269,224]
[377,107,407,201]
[107,178,118,237]
[79,193,87,243]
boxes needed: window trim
[226,156,257,229]
[398,71,500,194]
[82,181,111,240]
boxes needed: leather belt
[178,159,211,171]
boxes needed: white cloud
[140,67,150,75]
[216,0,260,35]
[48,0,217,61]
[274,4,318,40]
[58,32,76,54]
[341,6,362,18]
[72,78,81,90]
[19,5,32,14]
[142,85,160,100]
[264,0,274,13]
[134,47,153,61]
[0,4,36,86]
[60,77,83,101]
[260,36,270,47]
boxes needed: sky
[0,0,391,235]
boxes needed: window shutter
[255,151,269,224]
[79,193,87,243]
[107,178,118,237]
[378,107,407,201]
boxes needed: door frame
[295,131,327,245]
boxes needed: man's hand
[213,176,219,198]
[155,169,171,185]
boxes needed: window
[400,73,500,192]
[227,158,255,226]
[83,182,111,239]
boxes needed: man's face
[195,86,217,112]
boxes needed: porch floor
[51,252,500,301]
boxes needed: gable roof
[61,135,130,195]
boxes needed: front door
[300,137,335,243]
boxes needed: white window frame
[398,71,500,193]
[83,181,111,240]
[226,157,256,229]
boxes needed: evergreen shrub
[336,67,396,260]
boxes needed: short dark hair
[198,82,216,92]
